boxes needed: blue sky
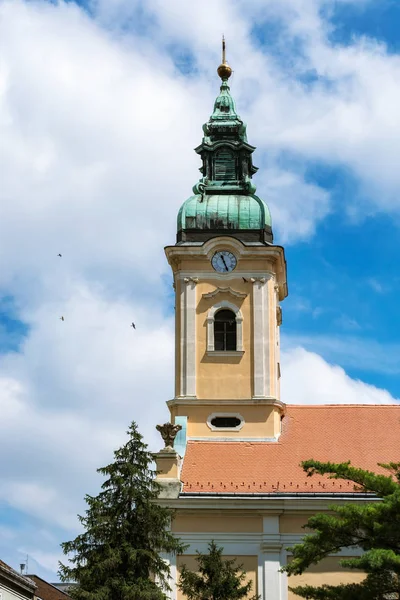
[0,0,400,582]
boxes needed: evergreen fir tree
[59,421,186,600]
[177,540,260,600]
[283,460,400,599]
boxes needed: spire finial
[217,35,232,81]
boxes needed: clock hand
[221,255,229,271]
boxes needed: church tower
[152,40,400,600]
[153,41,400,600]
[164,41,288,457]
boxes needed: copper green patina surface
[206,80,247,140]
[177,56,273,242]
[178,194,271,231]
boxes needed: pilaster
[252,276,271,398]
[179,277,197,398]
[261,544,284,600]
[260,515,286,600]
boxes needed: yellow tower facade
[165,237,287,444]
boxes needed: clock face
[211,251,237,273]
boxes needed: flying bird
[60,316,64,321]
[131,322,136,329]
[57,254,62,257]
[242,277,248,283]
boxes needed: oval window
[210,416,241,429]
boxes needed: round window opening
[210,416,242,429]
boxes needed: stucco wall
[172,513,263,533]
[176,554,258,600]
[172,245,282,403]
[287,556,364,598]
[170,511,366,598]
[196,280,252,399]
[280,515,308,534]
[170,402,279,439]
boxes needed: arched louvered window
[206,302,244,354]
[214,309,237,351]
[214,149,236,181]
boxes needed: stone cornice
[167,397,286,411]
[157,495,380,512]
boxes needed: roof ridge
[26,575,71,598]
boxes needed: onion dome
[178,195,272,242]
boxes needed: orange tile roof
[181,405,400,494]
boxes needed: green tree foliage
[177,540,260,600]
[283,460,400,599]
[59,421,186,600]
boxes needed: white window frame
[207,412,245,431]
[206,301,244,353]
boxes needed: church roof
[177,193,272,232]
[180,405,400,495]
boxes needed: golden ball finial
[217,35,232,80]
[217,62,232,80]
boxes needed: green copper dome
[178,194,271,232]
[176,45,274,245]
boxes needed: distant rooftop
[0,559,36,593]
[26,575,71,600]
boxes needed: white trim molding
[168,397,286,408]
[206,350,244,357]
[172,530,288,600]
[179,277,198,397]
[159,552,177,600]
[206,412,245,431]
[252,276,271,398]
[187,436,279,442]
[202,286,247,300]
[206,301,243,352]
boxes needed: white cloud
[89,0,400,216]
[333,314,362,331]
[0,283,175,532]
[281,347,399,405]
[283,333,400,375]
[1,0,400,580]
[258,168,331,242]
[0,526,17,541]
[2,483,76,531]
[20,549,62,575]
[367,277,386,294]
